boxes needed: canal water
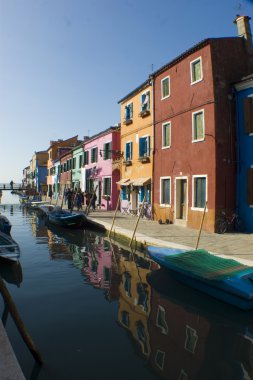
[0,191,253,380]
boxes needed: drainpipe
[150,74,155,220]
[232,86,241,213]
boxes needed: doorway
[175,178,188,222]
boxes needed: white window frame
[140,90,150,112]
[103,176,111,196]
[161,76,170,100]
[191,175,208,211]
[192,109,205,143]
[160,176,171,207]
[162,121,171,149]
[125,102,133,120]
[155,350,165,370]
[184,325,198,354]
[125,140,133,160]
[156,305,168,334]
[190,57,203,85]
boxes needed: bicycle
[216,211,244,234]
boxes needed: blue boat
[47,208,86,228]
[147,246,253,310]
[0,215,12,235]
[0,232,20,261]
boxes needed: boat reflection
[0,258,23,287]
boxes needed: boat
[47,207,86,228]
[25,200,52,210]
[0,258,23,286]
[0,215,12,235]
[147,246,253,310]
[0,231,20,261]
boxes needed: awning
[116,178,131,186]
[132,177,151,187]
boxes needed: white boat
[0,232,20,261]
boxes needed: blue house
[234,75,253,232]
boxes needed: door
[175,178,187,220]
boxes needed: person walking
[91,192,97,211]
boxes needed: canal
[1,191,253,380]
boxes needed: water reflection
[2,206,253,380]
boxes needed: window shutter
[103,144,106,160]
[130,103,133,118]
[147,136,150,156]
[139,138,144,157]
[244,97,253,134]
[248,168,253,205]
[130,142,132,159]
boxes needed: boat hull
[47,211,85,228]
[147,246,253,311]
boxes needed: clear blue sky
[1,0,252,182]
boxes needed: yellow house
[118,80,153,216]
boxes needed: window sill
[161,94,170,100]
[159,204,171,208]
[162,146,171,150]
[191,78,203,85]
[191,207,208,212]
[123,160,132,166]
[138,156,150,163]
[192,138,205,143]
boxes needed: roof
[82,126,120,146]
[117,79,151,104]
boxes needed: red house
[151,16,253,232]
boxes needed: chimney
[234,15,252,49]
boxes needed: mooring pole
[129,195,146,248]
[195,201,208,250]
[0,277,43,365]
[108,192,121,238]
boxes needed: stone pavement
[86,209,253,263]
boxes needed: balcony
[123,159,132,166]
[123,118,133,126]
[138,156,150,163]
[139,109,150,118]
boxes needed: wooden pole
[108,192,121,238]
[60,184,66,209]
[0,277,43,364]
[195,201,208,250]
[129,195,146,248]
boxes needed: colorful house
[82,126,121,210]
[118,80,153,215]
[72,144,84,190]
[47,136,79,196]
[150,15,253,232]
[234,73,253,232]
[30,151,48,194]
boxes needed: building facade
[234,74,253,232]
[118,80,153,216]
[151,16,253,232]
[82,126,121,210]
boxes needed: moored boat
[0,215,12,235]
[147,246,253,310]
[0,232,20,261]
[47,208,86,228]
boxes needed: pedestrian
[91,192,97,211]
[84,191,90,212]
[76,189,83,211]
[10,180,14,189]
[67,189,73,210]
[49,188,53,203]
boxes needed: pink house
[82,126,121,210]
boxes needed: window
[192,110,204,142]
[162,122,171,148]
[178,369,188,380]
[121,311,130,327]
[155,350,165,370]
[248,167,253,205]
[125,103,133,121]
[160,177,171,206]
[140,91,150,112]
[83,151,89,165]
[103,142,112,160]
[184,325,198,353]
[139,136,150,157]
[72,157,76,170]
[125,141,133,160]
[136,283,148,312]
[192,175,207,209]
[244,97,253,134]
[190,57,203,84]
[103,177,111,196]
[156,305,168,334]
[161,76,170,99]
[91,147,98,163]
[123,272,132,297]
[79,155,83,168]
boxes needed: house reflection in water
[147,269,253,380]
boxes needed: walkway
[86,210,253,263]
